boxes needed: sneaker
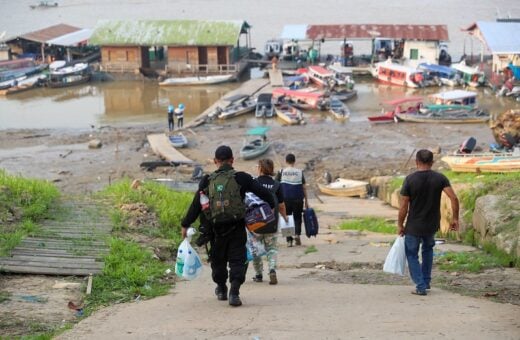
[425,284,431,290]
[269,270,278,285]
[295,236,301,246]
[252,274,263,282]
[228,294,242,307]
[287,240,293,247]
[411,289,427,296]
[215,285,228,301]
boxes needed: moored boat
[272,87,324,109]
[239,127,271,160]
[368,96,423,123]
[306,65,336,87]
[159,74,233,86]
[274,103,305,125]
[395,108,490,124]
[328,96,350,120]
[451,61,485,87]
[442,151,520,173]
[318,178,369,198]
[0,74,46,96]
[428,89,477,107]
[418,63,462,87]
[255,93,274,118]
[217,96,256,119]
[168,133,188,148]
[327,63,356,90]
[372,59,424,88]
[48,63,91,88]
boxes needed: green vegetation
[100,179,194,246]
[443,171,520,223]
[0,170,59,255]
[304,245,318,254]
[387,176,404,194]
[338,217,396,234]
[435,249,516,273]
[84,238,170,315]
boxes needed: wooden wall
[100,46,143,71]
[166,46,231,73]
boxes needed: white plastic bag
[278,214,295,237]
[246,229,266,262]
[383,236,407,276]
[175,228,203,280]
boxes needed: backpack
[204,170,245,226]
[245,180,280,234]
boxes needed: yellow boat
[442,152,520,173]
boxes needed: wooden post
[41,43,45,63]
[86,273,93,295]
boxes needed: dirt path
[57,197,520,339]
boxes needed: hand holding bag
[383,236,407,276]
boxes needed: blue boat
[418,63,462,87]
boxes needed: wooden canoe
[318,179,369,198]
[441,153,520,173]
[395,110,489,124]
[274,104,305,125]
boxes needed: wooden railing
[101,64,140,73]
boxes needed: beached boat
[274,103,305,125]
[327,63,356,89]
[442,151,520,173]
[0,74,46,96]
[395,108,490,124]
[318,178,369,198]
[307,65,336,87]
[48,63,91,88]
[255,93,274,118]
[168,133,188,148]
[372,59,424,88]
[159,74,233,86]
[328,96,350,120]
[239,127,271,160]
[217,96,256,119]
[451,61,486,87]
[368,96,423,123]
[272,87,325,109]
[418,63,462,87]
[329,89,357,102]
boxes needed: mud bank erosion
[0,117,494,195]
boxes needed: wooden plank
[0,265,102,275]
[11,250,100,259]
[147,133,194,163]
[12,247,107,255]
[268,69,284,87]
[8,255,98,263]
[21,238,107,245]
[0,259,103,269]
[86,274,93,295]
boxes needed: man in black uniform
[181,145,275,307]
[398,149,459,295]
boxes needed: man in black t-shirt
[398,149,459,296]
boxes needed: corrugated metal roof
[89,20,246,46]
[306,24,449,41]
[19,24,82,44]
[47,28,93,46]
[280,25,308,40]
[474,21,520,54]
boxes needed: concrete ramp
[147,133,194,164]
[268,69,284,87]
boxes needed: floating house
[89,20,252,77]
[2,24,94,63]
[279,24,449,67]
[462,21,520,76]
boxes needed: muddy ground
[0,117,512,337]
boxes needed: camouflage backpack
[204,170,245,225]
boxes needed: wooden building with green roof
[89,19,251,76]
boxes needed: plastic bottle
[199,191,209,211]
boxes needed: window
[410,49,419,60]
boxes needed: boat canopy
[418,63,457,75]
[308,65,333,76]
[383,96,423,106]
[246,127,270,136]
[430,90,476,101]
[257,93,273,104]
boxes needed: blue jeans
[405,234,435,292]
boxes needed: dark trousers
[285,199,304,241]
[168,118,174,131]
[210,225,247,288]
[177,117,183,128]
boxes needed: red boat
[272,87,325,109]
[368,96,423,123]
[306,65,335,87]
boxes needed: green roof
[89,20,247,46]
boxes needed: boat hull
[442,154,520,173]
[318,180,368,198]
[159,74,233,86]
[395,112,489,124]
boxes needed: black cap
[214,145,233,161]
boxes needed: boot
[287,236,293,247]
[269,269,278,285]
[215,284,227,301]
[295,236,301,246]
[228,281,242,307]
